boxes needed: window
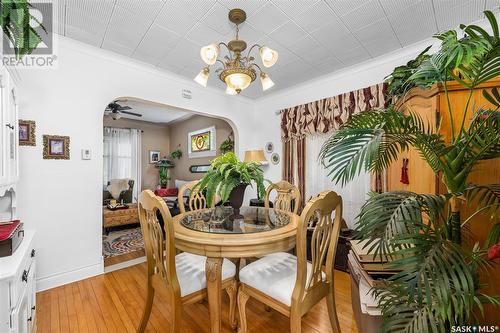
[103,127,141,201]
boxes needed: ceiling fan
[105,101,142,120]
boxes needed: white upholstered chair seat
[239,252,324,306]
[175,252,236,297]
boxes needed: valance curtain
[103,127,142,202]
[280,83,389,204]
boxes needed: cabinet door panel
[10,287,29,333]
[387,95,438,194]
[7,76,18,183]
[0,69,7,185]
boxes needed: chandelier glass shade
[194,8,278,95]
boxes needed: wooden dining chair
[264,180,301,214]
[137,190,238,333]
[178,180,215,213]
[237,190,343,333]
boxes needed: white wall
[16,37,256,291]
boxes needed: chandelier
[194,8,278,95]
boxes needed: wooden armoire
[388,77,500,324]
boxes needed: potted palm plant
[194,152,266,218]
[319,10,499,331]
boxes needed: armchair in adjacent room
[103,179,135,205]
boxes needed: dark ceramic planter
[228,183,248,219]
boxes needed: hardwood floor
[104,249,145,267]
[36,262,359,333]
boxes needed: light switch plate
[81,148,91,160]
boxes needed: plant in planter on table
[194,152,266,219]
[320,10,500,332]
[155,158,174,188]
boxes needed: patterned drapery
[280,83,388,141]
[282,138,305,205]
[280,83,389,197]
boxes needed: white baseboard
[36,261,104,292]
[104,256,146,273]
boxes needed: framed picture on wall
[149,150,160,163]
[188,126,216,158]
[19,120,36,146]
[43,135,70,159]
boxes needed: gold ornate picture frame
[43,135,70,160]
[19,120,36,146]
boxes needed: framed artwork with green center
[188,126,216,158]
[191,130,211,152]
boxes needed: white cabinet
[0,231,36,333]
[0,66,19,194]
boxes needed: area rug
[102,227,144,259]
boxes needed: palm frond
[483,87,500,108]
[320,108,433,185]
[376,236,477,331]
[412,133,449,174]
[355,191,446,260]
[464,184,500,218]
[464,109,500,162]
[485,223,500,248]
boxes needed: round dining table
[173,205,299,333]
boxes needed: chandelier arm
[218,42,230,51]
[250,62,263,74]
[218,42,233,60]
[246,43,262,60]
[216,59,227,69]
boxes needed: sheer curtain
[305,133,370,228]
[103,127,141,202]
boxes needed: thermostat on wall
[81,149,91,160]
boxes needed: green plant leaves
[464,184,500,219]
[192,152,266,206]
[385,45,432,97]
[483,87,500,108]
[319,107,433,186]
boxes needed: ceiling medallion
[194,8,278,95]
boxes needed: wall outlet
[81,148,91,160]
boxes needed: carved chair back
[264,180,301,214]
[291,190,342,314]
[138,190,181,298]
[178,180,215,213]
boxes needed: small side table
[102,203,139,234]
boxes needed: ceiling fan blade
[121,111,142,117]
[117,106,132,111]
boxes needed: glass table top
[179,206,291,234]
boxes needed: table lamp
[244,149,267,165]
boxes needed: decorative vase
[228,183,248,219]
